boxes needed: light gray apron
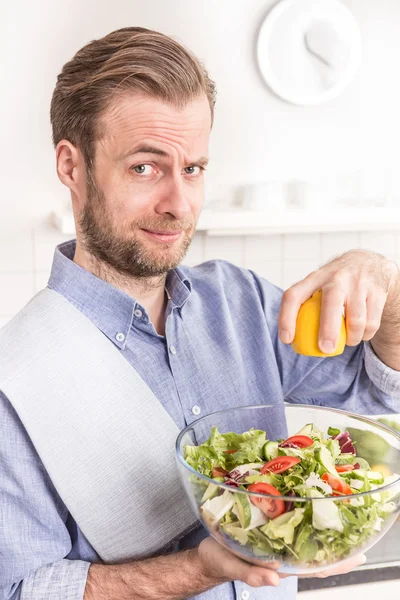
[0,288,198,562]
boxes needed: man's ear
[56,140,86,198]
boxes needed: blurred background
[2,0,400,594]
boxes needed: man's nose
[155,176,192,221]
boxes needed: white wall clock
[257,0,362,106]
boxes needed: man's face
[78,93,211,278]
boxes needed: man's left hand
[278,250,400,368]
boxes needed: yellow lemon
[370,464,392,478]
[291,290,346,357]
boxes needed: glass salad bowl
[175,404,400,575]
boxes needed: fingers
[318,284,346,353]
[340,289,386,347]
[280,277,387,351]
[344,289,368,347]
[278,252,393,350]
[239,564,280,588]
[364,292,386,341]
[199,537,281,588]
[234,557,281,588]
[278,272,326,344]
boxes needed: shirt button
[116,332,125,342]
[134,309,143,318]
[241,591,250,600]
[169,345,177,355]
[191,405,201,416]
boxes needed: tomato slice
[321,473,353,495]
[224,450,237,455]
[335,464,355,473]
[260,456,301,474]
[212,466,228,478]
[247,482,285,518]
[280,435,313,449]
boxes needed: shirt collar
[165,267,192,309]
[48,240,192,347]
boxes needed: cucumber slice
[351,469,384,484]
[233,492,252,529]
[245,473,274,485]
[381,474,400,503]
[370,483,382,503]
[201,477,224,502]
[201,483,219,502]
[263,441,279,460]
[354,458,371,471]
[367,470,384,484]
[349,478,364,490]
[296,424,313,437]
[348,469,367,480]
[295,423,322,439]
[314,445,337,475]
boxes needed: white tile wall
[183,233,206,267]
[34,271,51,293]
[359,231,397,258]
[33,227,72,272]
[282,260,320,290]
[244,235,283,263]
[0,272,34,316]
[283,233,321,261]
[245,260,283,288]
[205,235,245,265]
[1,225,400,323]
[244,235,284,287]
[0,228,34,272]
[320,233,361,264]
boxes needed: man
[0,26,399,600]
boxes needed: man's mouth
[141,229,184,243]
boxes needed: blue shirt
[0,239,399,600]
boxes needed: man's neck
[73,244,168,336]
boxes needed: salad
[184,423,400,567]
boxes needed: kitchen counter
[53,206,400,236]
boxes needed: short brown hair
[50,27,216,172]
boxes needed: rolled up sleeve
[18,560,90,600]
[364,341,400,399]
[0,391,96,600]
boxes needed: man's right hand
[198,537,281,588]
[198,537,366,588]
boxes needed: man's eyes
[131,164,205,176]
[132,164,154,175]
[184,166,205,176]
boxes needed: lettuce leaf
[260,508,305,544]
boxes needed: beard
[78,176,197,279]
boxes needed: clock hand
[304,32,333,68]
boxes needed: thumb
[238,562,281,588]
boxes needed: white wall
[1,0,400,324]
